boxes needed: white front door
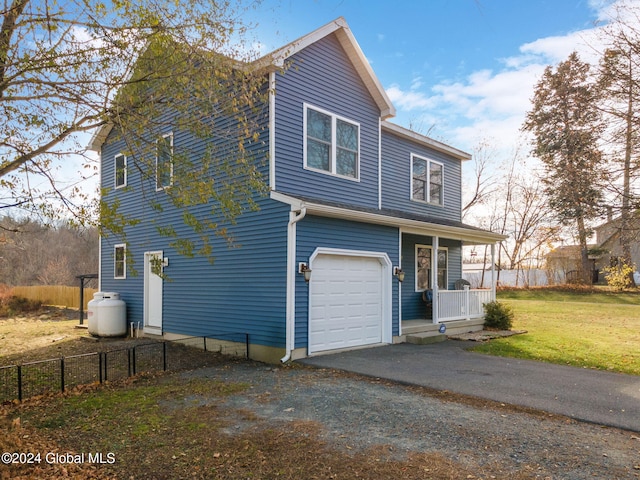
[144,251,163,334]
[308,253,384,354]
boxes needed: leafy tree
[523,52,605,284]
[597,6,640,285]
[602,259,636,291]
[0,0,268,254]
[0,216,98,285]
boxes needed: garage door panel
[309,254,384,354]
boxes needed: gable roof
[89,17,396,152]
[255,17,395,120]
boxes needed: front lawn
[471,289,640,376]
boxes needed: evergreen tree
[523,52,605,284]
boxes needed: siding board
[274,34,380,209]
[382,130,462,222]
[100,99,295,348]
[295,215,400,346]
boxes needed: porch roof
[271,192,507,245]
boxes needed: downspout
[281,206,307,363]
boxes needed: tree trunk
[620,75,636,286]
[576,215,592,284]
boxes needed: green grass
[470,290,640,376]
[25,377,250,452]
[496,287,640,305]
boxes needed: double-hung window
[304,104,359,180]
[416,245,447,290]
[115,154,127,189]
[411,154,443,205]
[114,244,126,279]
[156,133,174,190]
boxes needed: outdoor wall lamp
[394,267,405,282]
[298,262,312,283]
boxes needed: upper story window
[114,153,127,189]
[114,244,126,279]
[156,133,174,190]
[411,154,443,205]
[304,104,359,180]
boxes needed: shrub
[483,301,514,330]
[602,261,636,291]
[0,295,43,317]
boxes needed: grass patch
[0,317,85,362]
[471,290,640,375]
[496,286,640,304]
[22,376,251,453]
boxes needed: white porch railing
[438,287,493,322]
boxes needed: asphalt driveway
[300,341,640,433]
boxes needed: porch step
[402,318,485,337]
[406,333,447,345]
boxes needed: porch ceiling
[272,192,507,245]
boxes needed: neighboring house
[546,214,640,284]
[592,215,640,274]
[545,245,598,284]
[90,18,505,363]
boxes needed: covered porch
[399,226,505,343]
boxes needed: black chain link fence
[0,333,248,403]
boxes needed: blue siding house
[91,18,505,363]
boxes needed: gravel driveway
[180,362,640,480]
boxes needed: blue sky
[242,0,619,155]
[65,0,626,212]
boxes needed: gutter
[281,206,307,363]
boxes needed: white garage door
[309,254,384,354]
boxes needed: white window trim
[303,103,360,181]
[114,244,127,279]
[156,132,174,191]
[114,153,127,189]
[415,244,448,292]
[410,153,444,206]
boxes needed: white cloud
[385,0,637,156]
[386,84,436,110]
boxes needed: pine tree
[523,52,605,284]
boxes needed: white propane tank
[97,292,127,337]
[87,292,105,336]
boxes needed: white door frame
[144,251,164,335]
[308,247,393,354]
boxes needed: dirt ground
[0,308,86,361]
[1,312,639,479]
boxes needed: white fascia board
[270,191,506,244]
[381,122,472,161]
[333,27,395,119]
[257,18,348,69]
[88,123,113,152]
[255,17,395,120]
[271,191,305,210]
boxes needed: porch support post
[464,285,470,321]
[491,243,496,301]
[432,236,439,324]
